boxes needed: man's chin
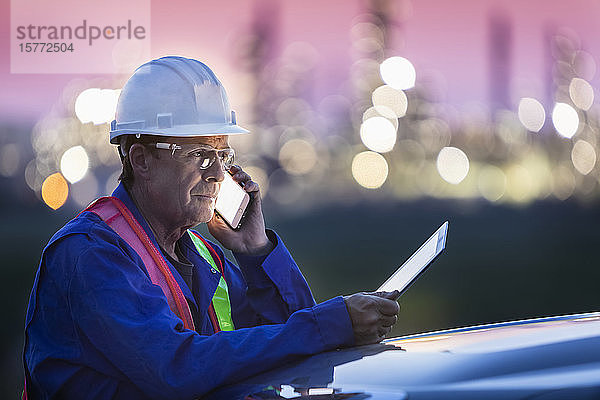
[199,209,216,225]
[187,202,215,226]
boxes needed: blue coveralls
[23,183,354,399]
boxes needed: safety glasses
[154,142,235,170]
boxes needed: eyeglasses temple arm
[155,142,182,157]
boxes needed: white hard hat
[110,56,249,144]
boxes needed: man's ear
[129,143,153,180]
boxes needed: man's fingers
[345,292,403,345]
[229,166,260,193]
[243,181,259,193]
[228,164,243,174]
[231,170,251,184]
[372,290,401,301]
[380,314,397,328]
[377,325,392,338]
[375,297,400,316]
[207,212,229,231]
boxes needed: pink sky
[1,0,599,123]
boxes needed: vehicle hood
[205,312,600,399]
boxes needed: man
[23,56,400,399]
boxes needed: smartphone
[215,172,251,230]
[377,221,448,295]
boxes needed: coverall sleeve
[68,235,354,399]
[215,230,317,327]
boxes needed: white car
[205,312,600,399]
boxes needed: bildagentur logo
[16,19,146,47]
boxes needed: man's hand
[207,165,274,255]
[343,291,401,346]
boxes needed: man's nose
[203,157,226,182]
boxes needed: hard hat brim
[110,123,249,144]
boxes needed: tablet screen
[378,221,448,294]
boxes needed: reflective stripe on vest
[21,198,235,398]
[188,231,235,331]
[84,197,196,331]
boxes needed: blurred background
[2,0,600,396]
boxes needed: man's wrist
[241,235,275,256]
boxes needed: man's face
[145,135,230,229]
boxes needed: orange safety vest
[23,196,233,400]
[84,197,233,333]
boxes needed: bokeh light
[60,146,89,184]
[362,105,398,130]
[372,85,408,118]
[477,165,507,202]
[350,58,381,93]
[13,20,600,210]
[25,160,43,191]
[41,173,69,210]
[71,173,100,208]
[569,78,594,111]
[96,89,121,124]
[571,140,596,175]
[359,116,397,153]
[552,165,576,200]
[276,98,312,126]
[278,139,318,175]
[505,164,535,203]
[0,143,21,177]
[268,169,304,205]
[74,89,97,123]
[573,50,597,81]
[75,88,121,125]
[518,98,545,132]
[104,170,121,197]
[521,152,554,200]
[417,118,452,152]
[281,41,319,73]
[436,147,470,184]
[351,22,385,45]
[552,103,579,139]
[394,139,426,171]
[379,56,416,90]
[352,151,389,189]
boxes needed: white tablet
[378,221,448,294]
